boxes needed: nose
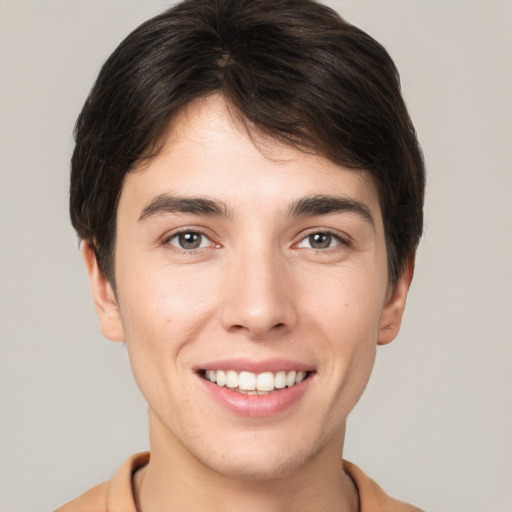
[219,244,298,339]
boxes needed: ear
[81,242,125,342]
[377,255,415,346]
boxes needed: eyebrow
[286,195,375,227]
[138,193,374,227]
[138,194,231,222]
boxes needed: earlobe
[377,256,415,346]
[81,242,125,342]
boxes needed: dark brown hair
[70,0,425,283]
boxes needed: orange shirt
[55,452,423,512]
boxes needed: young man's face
[86,94,410,480]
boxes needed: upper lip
[195,358,316,374]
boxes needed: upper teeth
[205,370,307,392]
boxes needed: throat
[135,461,357,512]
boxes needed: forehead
[121,95,383,223]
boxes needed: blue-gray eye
[168,232,211,250]
[298,232,340,249]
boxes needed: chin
[187,429,328,481]
[202,448,314,481]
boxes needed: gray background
[1,1,511,511]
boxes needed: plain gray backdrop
[1,1,511,511]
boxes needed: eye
[167,231,213,250]
[296,232,342,250]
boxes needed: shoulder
[343,460,424,512]
[54,482,108,512]
[54,452,149,512]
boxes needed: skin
[83,94,413,512]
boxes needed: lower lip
[198,375,313,417]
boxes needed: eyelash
[162,228,350,255]
[293,229,351,251]
[162,229,218,255]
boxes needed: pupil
[179,232,201,249]
[310,233,331,249]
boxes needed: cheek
[304,264,387,339]
[115,261,219,384]
[301,265,385,396]
[317,288,381,418]
[118,256,217,330]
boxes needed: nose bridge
[220,237,297,338]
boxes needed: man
[58,0,425,510]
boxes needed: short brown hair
[70,0,425,283]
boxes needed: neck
[134,410,359,512]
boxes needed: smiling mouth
[199,369,312,395]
